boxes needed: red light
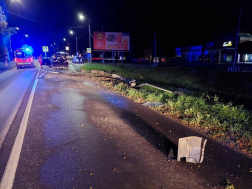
[15,58,17,62]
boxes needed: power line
[4,9,44,23]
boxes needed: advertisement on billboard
[93,32,130,51]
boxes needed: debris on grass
[225,179,235,189]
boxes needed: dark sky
[3,0,252,57]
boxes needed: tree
[0,6,17,61]
[0,7,7,34]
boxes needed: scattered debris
[177,136,207,163]
[137,83,173,94]
[142,101,164,108]
[90,172,93,175]
[112,74,122,79]
[167,148,176,161]
[129,79,136,87]
[225,179,235,189]
[173,91,185,96]
[178,88,195,94]
[81,124,83,127]
[123,156,126,160]
[91,70,105,75]
[79,170,86,172]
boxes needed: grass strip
[82,63,252,154]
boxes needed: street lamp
[25,34,28,37]
[78,13,91,62]
[54,43,58,51]
[63,38,70,53]
[8,27,20,53]
[78,13,84,20]
[70,30,78,55]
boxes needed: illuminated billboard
[93,32,130,51]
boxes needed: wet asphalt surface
[0,62,252,189]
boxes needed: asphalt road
[0,61,251,189]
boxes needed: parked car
[161,57,167,63]
[153,57,159,63]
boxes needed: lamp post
[63,38,70,53]
[70,30,78,55]
[8,27,19,53]
[233,11,241,72]
[78,13,92,63]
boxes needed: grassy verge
[82,63,252,154]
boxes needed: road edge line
[0,97,23,150]
[0,69,40,189]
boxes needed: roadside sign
[86,48,92,53]
[42,46,49,52]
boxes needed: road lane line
[0,69,40,189]
[0,98,23,150]
[69,64,77,73]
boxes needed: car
[161,57,167,63]
[14,48,35,69]
[153,57,159,63]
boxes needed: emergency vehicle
[14,48,35,69]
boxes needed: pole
[153,31,156,68]
[154,31,156,58]
[88,18,92,63]
[76,33,78,55]
[9,30,11,51]
[233,11,241,71]
[68,42,70,54]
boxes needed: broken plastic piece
[177,136,207,163]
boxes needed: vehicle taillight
[15,58,17,63]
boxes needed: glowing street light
[63,38,66,41]
[78,13,92,62]
[25,34,28,37]
[16,27,19,30]
[70,30,74,35]
[78,13,84,20]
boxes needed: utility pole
[88,18,92,63]
[76,32,78,54]
[153,31,157,68]
[233,11,241,71]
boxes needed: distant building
[175,31,252,63]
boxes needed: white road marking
[38,70,49,78]
[69,64,77,73]
[0,98,23,150]
[0,69,40,189]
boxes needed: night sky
[3,0,252,57]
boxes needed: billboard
[93,32,130,51]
